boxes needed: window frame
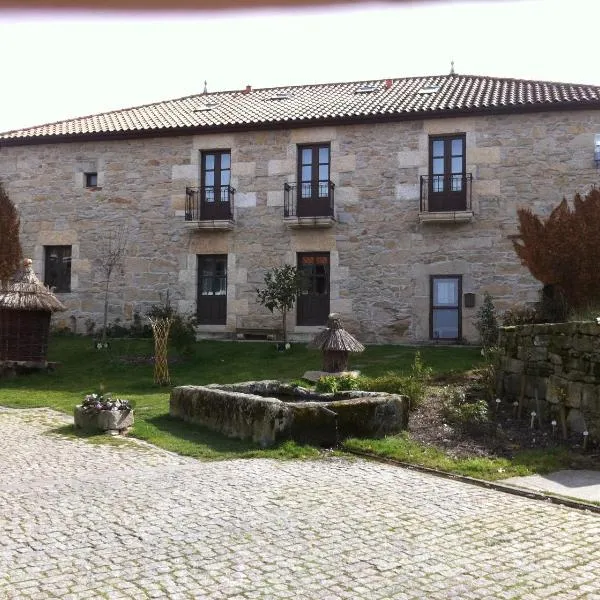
[200,150,231,203]
[297,143,331,200]
[44,245,72,293]
[429,275,462,341]
[427,134,466,211]
[84,172,98,188]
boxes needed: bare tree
[97,224,129,345]
[0,181,22,285]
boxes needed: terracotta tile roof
[2,73,600,143]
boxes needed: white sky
[0,0,599,133]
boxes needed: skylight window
[355,84,379,94]
[193,100,219,112]
[418,85,440,95]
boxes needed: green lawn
[9,336,575,479]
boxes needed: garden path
[0,407,599,599]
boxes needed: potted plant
[74,391,134,434]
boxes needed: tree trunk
[102,277,110,344]
[281,308,287,344]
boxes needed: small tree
[97,225,129,345]
[0,181,22,285]
[476,292,499,349]
[256,265,304,344]
[512,187,600,313]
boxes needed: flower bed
[74,393,134,433]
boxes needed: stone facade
[1,109,599,343]
[498,322,600,439]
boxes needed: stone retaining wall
[498,322,600,439]
[169,381,408,447]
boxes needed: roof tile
[2,73,600,143]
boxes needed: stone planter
[74,406,134,434]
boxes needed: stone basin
[169,380,408,447]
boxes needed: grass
[343,434,574,481]
[5,335,578,479]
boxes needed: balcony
[184,186,235,231]
[419,174,473,223]
[283,181,335,228]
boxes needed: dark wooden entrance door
[297,144,331,217]
[297,252,330,326]
[429,135,466,211]
[197,255,227,324]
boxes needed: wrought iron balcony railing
[419,173,472,213]
[185,185,235,221]
[284,181,335,218]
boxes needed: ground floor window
[430,275,461,340]
[297,252,330,326]
[197,254,227,325]
[44,245,72,293]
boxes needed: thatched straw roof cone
[0,259,66,313]
[309,313,365,353]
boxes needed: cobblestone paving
[1,407,600,600]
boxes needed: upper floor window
[44,245,72,293]
[295,144,333,218]
[202,150,231,202]
[428,134,466,211]
[84,172,98,188]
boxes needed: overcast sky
[0,0,599,133]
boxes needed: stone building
[1,73,599,344]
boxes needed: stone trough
[169,380,409,447]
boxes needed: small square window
[85,172,98,188]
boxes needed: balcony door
[297,144,331,217]
[201,150,231,220]
[297,252,330,326]
[197,255,227,325]
[429,135,466,211]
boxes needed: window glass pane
[451,138,464,155]
[451,156,463,174]
[433,158,444,175]
[432,140,444,157]
[302,148,312,164]
[204,187,214,202]
[432,175,444,193]
[432,309,459,339]
[434,278,458,306]
[300,182,312,198]
[205,171,214,186]
[318,164,329,181]
[451,174,463,192]
[318,147,329,163]
[301,165,312,182]
[221,170,230,186]
[221,153,231,168]
[204,154,215,169]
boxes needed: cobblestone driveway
[1,408,599,600]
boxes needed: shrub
[440,386,489,430]
[147,303,197,357]
[315,373,361,394]
[502,305,538,326]
[475,292,499,349]
[361,352,432,410]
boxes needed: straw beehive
[0,259,66,364]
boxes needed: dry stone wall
[498,322,600,439]
[1,108,599,342]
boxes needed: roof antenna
[203,80,208,94]
[450,61,455,75]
